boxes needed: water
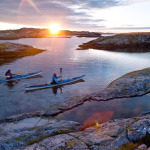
[0,37,150,121]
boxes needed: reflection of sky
[56,94,150,123]
[0,37,150,119]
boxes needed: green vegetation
[66,139,77,147]
[116,142,138,150]
[0,43,6,50]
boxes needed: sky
[0,0,150,33]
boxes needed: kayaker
[51,73,60,84]
[5,69,15,79]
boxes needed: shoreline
[0,42,46,66]
[77,33,150,52]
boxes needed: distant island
[0,28,101,40]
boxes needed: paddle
[60,67,62,81]
[12,72,21,78]
[17,72,21,76]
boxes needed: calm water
[0,37,150,122]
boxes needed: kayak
[25,75,85,91]
[0,71,42,82]
[26,75,85,91]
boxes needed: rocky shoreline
[1,67,150,149]
[0,42,46,66]
[1,111,150,150]
[77,33,150,52]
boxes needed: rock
[18,143,45,150]
[93,67,150,100]
[20,134,90,150]
[0,42,46,66]
[128,118,150,141]
[0,117,81,149]
[135,144,147,150]
[43,94,91,116]
[1,114,150,149]
[77,33,150,52]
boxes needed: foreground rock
[92,67,150,101]
[0,42,46,65]
[77,33,150,52]
[1,114,150,149]
[0,117,81,149]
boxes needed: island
[77,33,150,52]
[0,28,101,40]
[0,42,46,66]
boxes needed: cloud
[49,0,127,8]
[0,0,148,31]
[111,27,150,30]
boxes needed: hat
[53,73,57,77]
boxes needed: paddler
[51,73,61,84]
[5,69,15,79]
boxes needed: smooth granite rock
[1,114,150,149]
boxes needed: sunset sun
[49,24,60,34]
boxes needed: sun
[49,24,61,34]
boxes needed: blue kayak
[25,75,85,91]
[0,71,42,82]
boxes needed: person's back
[51,73,60,84]
[5,70,12,79]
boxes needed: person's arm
[54,77,59,83]
[56,76,61,79]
